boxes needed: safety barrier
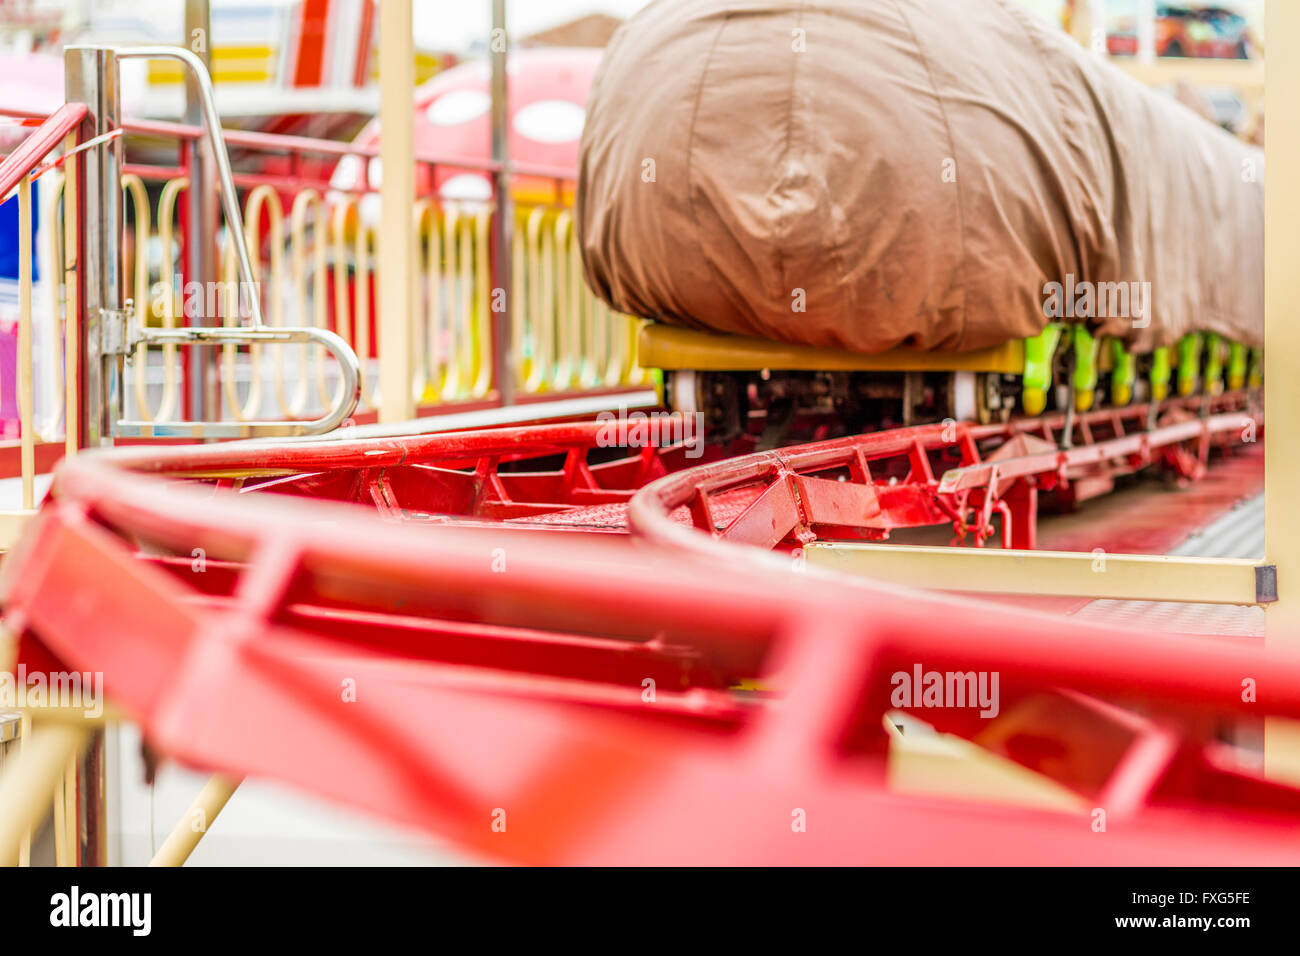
[113,125,649,421]
[0,104,91,547]
[0,49,652,486]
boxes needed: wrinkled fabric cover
[576,0,1264,353]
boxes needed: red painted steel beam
[0,102,88,198]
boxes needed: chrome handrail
[115,47,264,329]
[118,327,360,439]
[81,45,361,437]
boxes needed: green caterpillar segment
[1227,342,1247,391]
[1021,323,1064,416]
[1177,333,1203,397]
[1203,334,1225,397]
[1072,325,1100,412]
[1150,346,1171,402]
[1108,338,1136,407]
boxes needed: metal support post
[490,0,515,406]
[184,0,218,423]
[64,45,123,448]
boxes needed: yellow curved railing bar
[411,198,436,404]
[527,206,554,394]
[218,187,274,421]
[573,231,600,392]
[437,205,462,400]
[288,189,326,416]
[243,185,289,416]
[457,208,477,400]
[146,176,185,423]
[327,196,377,412]
[356,214,377,409]
[218,232,260,420]
[553,210,577,392]
[121,174,151,421]
[470,205,493,399]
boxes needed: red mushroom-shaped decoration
[332,47,600,205]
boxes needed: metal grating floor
[1068,494,1265,637]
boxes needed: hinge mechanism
[100,300,142,357]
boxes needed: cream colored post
[378,0,416,423]
[148,775,240,867]
[0,722,88,867]
[1264,0,1300,778]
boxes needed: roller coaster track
[1,389,1286,865]
[68,391,1258,545]
[630,393,1259,558]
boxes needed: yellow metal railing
[121,180,651,424]
[0,110,651,524]
[512,204,653,395]
[0,133,79,548]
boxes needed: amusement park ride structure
[0,0,1295,866]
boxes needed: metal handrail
[114,47,263,330]
[116,327,360,438]
[67,45,362,438]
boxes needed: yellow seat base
[638,324,1024,374]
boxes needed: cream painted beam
[1265,0,1298,639]
[804,544,1265,606]
[1264,0,1300,779]
[377,0,416,424]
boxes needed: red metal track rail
[86,392,1256,548]
[628,394,1259,557]
[103,420,715,532]
[3,446,1299,864]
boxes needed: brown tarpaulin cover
[576,0,1264,353]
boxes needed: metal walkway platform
[1070,493,1265,637]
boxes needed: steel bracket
[99,301,141,358]
[1256,564,1278,604]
